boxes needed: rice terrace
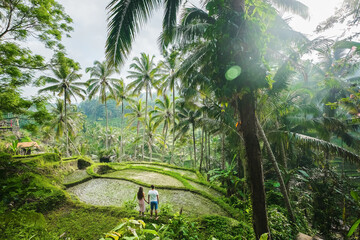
[1,0,360,239]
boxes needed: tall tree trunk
[256,117,295,223]
[149,141,152,162]
[163,126,168,162]
[135,120,139,159]
[143,84,148,161]
[105,99,108,149]
[205,129,208,170]
[275,121,287,169]
[222,131,225,170]
[192,123,197,167]
[64,92,69,157]
[172,84,176,163]
[121,100,124,156]
[208,132,211,169]
[238,93,270,239]
[200,127,204,171]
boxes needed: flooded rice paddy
[103,169,184,187]
[187,180,223,198]
[127,164,199,179]
[67,178,228,217]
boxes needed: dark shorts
[150,201,158,210]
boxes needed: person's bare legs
[155,210,158,220]
[150,209,153,219]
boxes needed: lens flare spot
[225,66,242,81]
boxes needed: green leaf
[142,229,159,236]
[348,218,360,237]
[351,191,359,202]
[298,170,309,178]
[260,233,269,240]
[112,222,126,231]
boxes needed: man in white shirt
[148,185,159,220]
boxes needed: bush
[160,203,174,215]
[199,215,253,240]
[0,209,57,240]
[20,136,32,142]
[46,205,126,240]
[164,213,200,240]
[1,172,66,212]
[0,152,12,162]
[122,200,137,211]
[100,218,159,240]
[268,207,294,240]
[13,153,61,162]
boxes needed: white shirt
[148,189,159,202]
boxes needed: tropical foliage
[1,0,360,239]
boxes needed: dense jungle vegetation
[1,0,360,239]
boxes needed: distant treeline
[78,92,158,124]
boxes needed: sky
[22,0,344,99]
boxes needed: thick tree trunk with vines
[256,117,295,223]
[238,93,270,239]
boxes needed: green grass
[45,203,135,240]
[63,169,92,187]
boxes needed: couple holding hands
[137,185,159,219]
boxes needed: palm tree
[144,116,157,162]
[150,94,173,162]
[127,53,160,161]
[39,63,86,157]
[158,50,181,163]
[50,99,82,141]
[175,105,201,167]
[125,99,145,159]
[106,0,309,238]
[86,60,120,149]
[172,3,309,237]
[113,79,135,155]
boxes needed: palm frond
[161,0,182,47]
[106,0,162,66]
[269,0,309,19]
[281,131,360,163]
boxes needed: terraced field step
[103,169,184,187]
[67,179,229,217]
[127,163,199,180]
[63,170,91,185]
